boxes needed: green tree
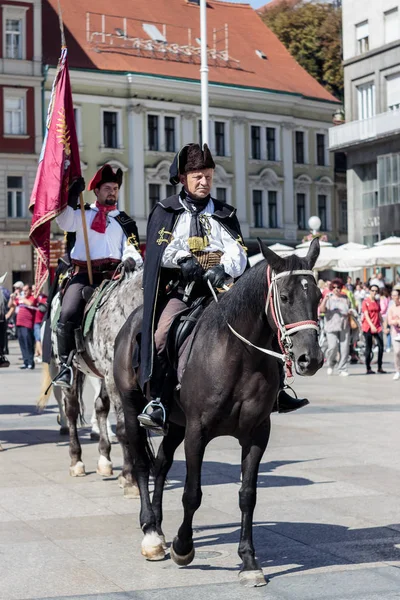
[262,1,343,100]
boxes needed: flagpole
[58,0,93,285]
[200,0,209,146]
[79,193,93,285]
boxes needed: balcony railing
[329,110,400,150]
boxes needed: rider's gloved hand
[68,177,86,209]
[177,255,204,283]
[203,264,227,289]
[123,257,136,273]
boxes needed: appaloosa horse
[40,267,143,495]
[114,238,323,586]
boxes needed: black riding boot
[273,365,309,413]
[137,354,170,435]
[54,322,76,388]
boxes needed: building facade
[0,0,42,288]
[42,0,340,253]
[329,0,400,244]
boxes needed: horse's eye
[280,294,288,303]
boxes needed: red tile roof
[43,0,337,103]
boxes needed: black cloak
[140,193,247,387]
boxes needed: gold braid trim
[156,227,174,246]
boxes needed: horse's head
[258,238,323,376]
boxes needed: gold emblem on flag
[56,107,71,157]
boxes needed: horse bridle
[226,265,319,379]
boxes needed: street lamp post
[200,0,209,146]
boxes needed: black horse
[114,238,323,587]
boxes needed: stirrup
[137,400,168,435]
[53,363,74,389]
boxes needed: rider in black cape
[139,143,309,435]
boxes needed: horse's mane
[203,253,311,330]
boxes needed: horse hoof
[141,532,166,561]
[160,534,168,551]
[123,484,140,499]
[238,570,267,587]
[170,540,195,566]
[59,427,69,436]
[96,456,113,477]
[69,461,86,477]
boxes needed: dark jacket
[140,193,246,387]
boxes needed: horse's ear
[257,237,285,271]
[306,237,320,269]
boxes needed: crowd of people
[1,269,399,382]
[0,278,47,370]
[318,274,400,379]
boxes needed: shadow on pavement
[188,520,400,577]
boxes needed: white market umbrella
[249,243,294,267]
[0,272,7,284]
[338,237,400,269]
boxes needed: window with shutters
[253,190,263,228]
[4,88,27,135]
[356,21,369,54]
[7,176,25,218]
[387,73,400,111]
[384,8,398,44]
[357,82,376,119]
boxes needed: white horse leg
[94,381,113,477]
[64,369,86,477]
[49,358,68,434]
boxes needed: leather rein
[224,265,319,381]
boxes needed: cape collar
[90,202,119,217]
[158,193,236,219]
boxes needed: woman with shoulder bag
[361,284,386,375]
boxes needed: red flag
[29,48,81,294]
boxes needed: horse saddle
[166,296,207,374]
[82,279,119,338]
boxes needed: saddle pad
[50,300,62,332]
[83,279,118,338]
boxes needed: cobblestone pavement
[1,341,400,600]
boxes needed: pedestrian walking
[319,278,351,376]
[33,290,47,363]
[361,284,386,375]
[7,284,37,369]
[0,273,10,367]
[387,286,400,380]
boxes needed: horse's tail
[37,361,53,410]
[76,370,86,426]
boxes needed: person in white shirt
[54,164,142,387]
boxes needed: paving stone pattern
[1,342,400,599]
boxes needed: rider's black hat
[88,164,123,191]
[169,143,215,185]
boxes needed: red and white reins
[226,266,319,380]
